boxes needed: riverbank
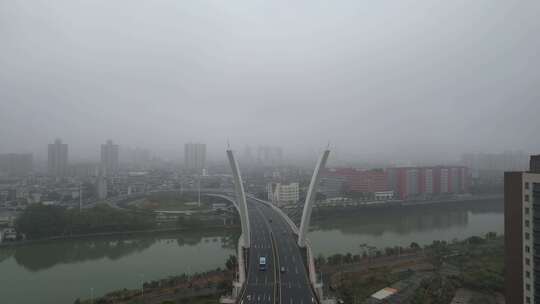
[313,194,502,211]
[0,200,503,304]
[75,268,232,304]
[0,229,238,304]
[2,202,240,247]
[0,225,240,248]
[73,234,504,304]
[320,234,504,304]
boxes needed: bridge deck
[242,198,316,304]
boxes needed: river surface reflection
[308,200,503,256]
[0,230,239,304]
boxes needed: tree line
[16,204,155,239]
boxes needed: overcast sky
[1,0,539,163]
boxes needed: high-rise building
[101,140,119,175]
[504,155,540,304]
[461,151,529,181]
[242,145,255,165]
[48,139,68,178]
[319,176,346,198]
[267,182,299,206]
[0,153,33,177]
[96,176,108,200]
[184,143,206,174]
[387,166,470,200]
[322,168,389,194]
[122,147,151,170]
[257,146,283,166]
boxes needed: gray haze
[1,0,539,163]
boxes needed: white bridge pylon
[226,149,251,248]
[298,149,330,248]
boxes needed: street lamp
[198,175,201,208]
[90,287,94,304]
[79,182,82,212]
[140,274,144,297]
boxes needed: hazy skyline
[1,1,539,163]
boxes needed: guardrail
[248,196,299,234]
[249,196,325,303]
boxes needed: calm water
[308,200,504,256]
[0,231,239,304]
[0,200,503,304]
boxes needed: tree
[16,204,155,239]
[410,242,420,250]
[225,255,238,271]
[315,254,326,266]
[315,192,327,202]
[218,280,232,291]
[344,253,353,264]
[485,232,497,240]
[15,204,68,239]
[466,236,486,245]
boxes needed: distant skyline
[3,138,532,169]
[2,1,539,163]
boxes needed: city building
[96,176,108,200]
[122,147,151,170]
[242,145,255,165]
[319,176,346,198]
[267,182,299,206]
[387,166,470,200]
[69,163,100,178]
[257,146,283,166]
[505,155,540,304]
[184,143,206,174]
[101,140,119,175]
[322,168,389,194]
[0,153,33,177]
[48,139,68,178]
[461,151,529,181]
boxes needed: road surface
[242,198,316,304]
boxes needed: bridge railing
[305,239,319,287]
[248,195,327,303]
[248,196,299,234]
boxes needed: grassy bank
[320,233,504,304]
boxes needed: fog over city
[1,0,539,163]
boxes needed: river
[0,199,503,304]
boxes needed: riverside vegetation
[15,204,155,240]
[73,234,503,304]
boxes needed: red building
[323,168,389,193]
[387,166,470,200]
